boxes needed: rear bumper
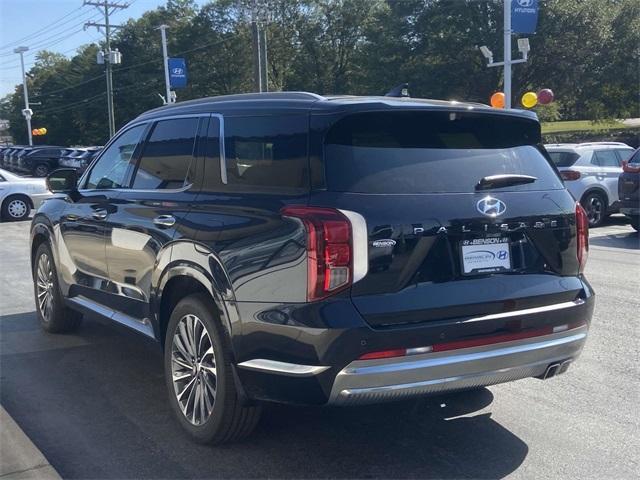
[328,325,587,405]
[234,288,594,405]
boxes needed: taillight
[622,161,640,173]
[561,170,581,181]
[281,206,368,301]
[576,202,589,273]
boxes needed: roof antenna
[385,83,410,98]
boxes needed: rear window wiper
[476,174,537,190]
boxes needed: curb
[0,405,61,479]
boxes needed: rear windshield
[323,111,562,194]
[547,151,580,167]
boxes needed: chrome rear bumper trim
[462,298,585,324]
[329,327,588,405]
[237,359,330,377]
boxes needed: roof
[134,91,539,123]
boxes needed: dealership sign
[511,0,539,34]
[168,57,188,89]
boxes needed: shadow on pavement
[0,311,528,479]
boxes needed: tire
[164,293,261,444]
[34,163,49,177]
[33,243,82,333]
[1,194,31,221]
[581,192,606,228]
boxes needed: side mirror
[47,168,78,193]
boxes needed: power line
[0,28,90,67]
[32,74,107,99]
[0,6,84,51]
[0,10,98,57]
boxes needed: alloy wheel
[171,314,217,426]
[36,253,54,322]
[585,195,603,226]
[7,198,28,219]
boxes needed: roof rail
[575,141,630,147]
[193,91,326,104]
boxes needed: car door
[102,115,203,334]
[58,124,147,306]
[592,149,624,205]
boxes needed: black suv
[32,92,594,443]
[23,146,73,177]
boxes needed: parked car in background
[618,148,640,231]
[59,146,102,174]
[545,142,635,227]
[0,168,53,221]
[7,146,26,171]
[35,92,594,443]
[23,146,75,177]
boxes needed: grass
[541,119,629,134]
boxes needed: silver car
[545,142,635,227]
[0,168,54,221]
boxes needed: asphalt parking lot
[1,217,638,479]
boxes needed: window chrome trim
[216,114,227,184]
[80,112,211,193]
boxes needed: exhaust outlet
[542,363,560,379]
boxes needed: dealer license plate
[461,237,512,275]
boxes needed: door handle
[92,209,108,220]
[153,215,176,228]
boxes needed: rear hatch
[310,109,583,328]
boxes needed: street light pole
[14,46,33,146]
[503,0,512,109]
[158,25,172,104]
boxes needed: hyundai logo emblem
[477,196,507,217]
[517,0,533,6]
[172,67,184,75]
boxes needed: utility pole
[14,46,33,146]
[84,1,128,138]
[250,0,268,92]
[503,0,512,109]
[158,25,173,104]
[251,20,262,92]
[479,0,530,109]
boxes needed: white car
[0,168,54,221]
[545,142,635,227]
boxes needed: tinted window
[224,116,308,190]
[86,124,146,189]
[593,150,620,167]
[548,151,580,167]
[615,149,634,162]
[628,149,640,165]
[132,118,198,190]
[324,111,561,194]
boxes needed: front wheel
[33,243,82,333]
[1,195,31,221]
[581,192,606,228]
[164,293,261,444]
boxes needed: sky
[0,0,187,97]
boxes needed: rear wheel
[33,243,82,333]
[164,293,261,444]
[581,192,606,228]
[1,194,31,221]
[34,163,49,177]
